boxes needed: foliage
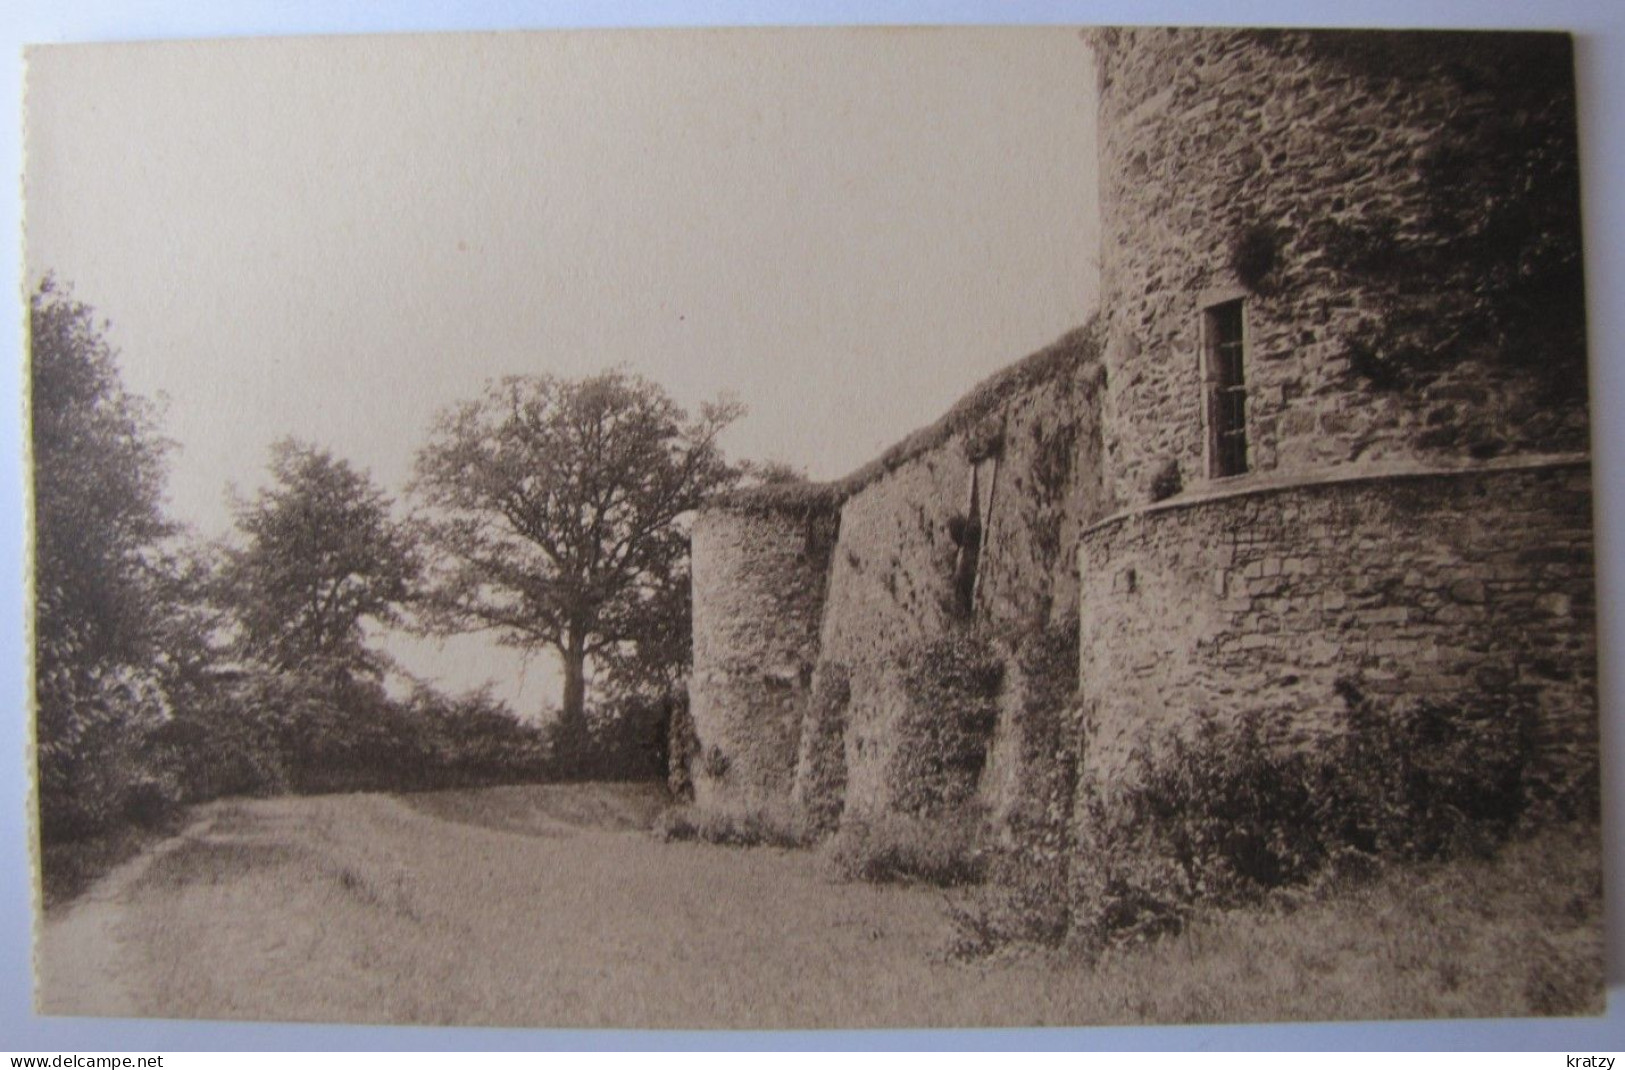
[39,817,179,909]
[219,440,420,682]
[30,278,183,843]
[886,630,1004,816]
[962,418,1005,464]
[1327,679,1543,855]
[397,683,554,789]
[653,802,813,849]
[412,369,742,759]
[822,807,987,888]
[792,663,851,834]
[1293,32,1586,402]
[1072,685,1543,952]
[1148,458,1183,503]
[665,689,699,800]
[167,665,555,800]
[571,689,681,783]
[1028,418,1079,569]
[36,665,183,842]
[739,459,809,486]
[947,871,1072,960]
[30,278,176,674]
[951,621,1081,956]
[1229,222,1281,292]
[31,279,666,899]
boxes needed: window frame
[1201,295,1250,480]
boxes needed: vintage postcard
[24,26,1604,1028]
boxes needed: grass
[653,800,814,848]
[397,780,668,838]
[36,784,1605,1027]
[1055,823,1605,1024]
[822,809,988,888]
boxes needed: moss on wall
[791,662,851,833]
[688,504,838,810]
[1094,28,1589,502]
[883,629,1005,817]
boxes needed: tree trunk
[555,638,589,772]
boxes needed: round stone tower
[1078,28,1595,804]
[1093,27,1588,502]
[687,498,839,811]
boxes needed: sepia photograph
[20,20,1611,1033]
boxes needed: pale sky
[24,28,1100,714]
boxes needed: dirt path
[33,785,1015,1028]
[35,815,213,1017]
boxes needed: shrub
[653,802,813,849]
[666,689,699,801]
[886,630,1003,816]
[822,807,987,888]
[947,856,1072,959]
[574,689,679,782]
[951,621,1081,957]
[36,665,181,843]
[1072,685,1543,953]
[1148,458,1183,503]
[1231,222,1282,291]
[406,683,552,789]
[1329,679,1538,859]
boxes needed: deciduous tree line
[30,276,762,850]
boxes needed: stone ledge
[1082,452,1592,539]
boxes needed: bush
[666,689,699,800]
[653,802,813,849]
[947,858,1072,959]
[162,668,554,803]
[1072,684,1543,953]
[36,665,181,843]
[951,621,1081,957]
[886,630,1003,816]
[1148,458,1183,503]
[404,683,552,790]
[1329,679,1538,859]
[822,808,987,888]
[572,689,679,782]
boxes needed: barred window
[1205,299,1248,478]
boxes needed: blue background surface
[3,0,1622,1051]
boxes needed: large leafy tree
[219,440,420,685]
[30,277,179,839]
[31,277,175,683]
[412,370,742,756]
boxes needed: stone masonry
[682,28,1597,896]
[1077,458,1596,803]
[1094,28,1588,505]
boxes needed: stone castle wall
[1095,28,1588,506]
[687,326,1107,822]
[814,444,970,817]
[1076,457,1597,806]
[810,329,1107,819]
[683,28,1597,881]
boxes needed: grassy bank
[1044,823,1603,1024]
[37,784,1603,1027]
